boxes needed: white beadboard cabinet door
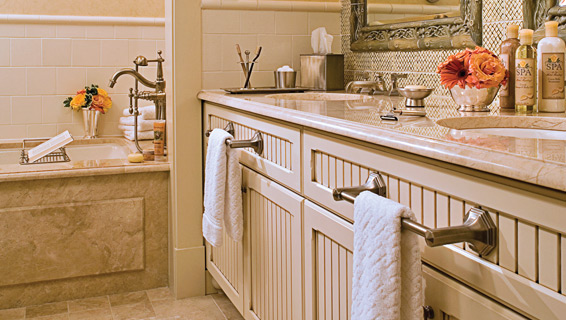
[423,265,526,320]
[242,168,303,320]
[304,201,354,320]
[205,170,246,314]
[204,102,302,193]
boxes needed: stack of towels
[119,105,157,141]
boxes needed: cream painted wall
[0,0,164,17]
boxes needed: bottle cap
[545,21,559,37]
[506,24,519,39]
[519,29,534,45]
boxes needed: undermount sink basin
[266,92,373,101]
[437,116,566,140]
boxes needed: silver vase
[449,86,500,112]
[82,109,101,139]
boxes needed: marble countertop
[0,137,170,182]
[199,90,566,192]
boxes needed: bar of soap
[128,153,144,163]
[405,85,428,90]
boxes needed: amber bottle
[499,24,520,109]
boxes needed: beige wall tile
[128,40,157,62]
[43,39,72,66]
[0,97,10,124]
[27,124,57,138]
[0,38,10,66]
[202,72,240,89]
[12,96,42,124]
[11,39,41,66]
[242,70,275,87]
[257,34,292,71]
[275,12,308,35]
[27,68,57,95]
[42,96,73,124]
[115,26,142,39]
[0,124,26,139]
[85,26,114,39]
[0,68,26,96]
[202,10,241,34]
[308,12,340,35]
[55,25,86,39]
[141,26,165,40]
[203,34,222,72]
[25,24,56,38]
[241,11,275,34]
[85,67,115,93]
[72,40,101,67]
[0,24,25,37]
[56,68,86,95]
[291,35,311,69]
[56,123,83,136]
[100,40,129,67]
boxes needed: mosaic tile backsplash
[341,0,524,113]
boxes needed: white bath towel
[122,105,156,120]
[119,120,157,132]
[123,130,154,141]
[203,128,243,247]
[119,116,158,128]
[352,191,423,320]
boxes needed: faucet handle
[391,73,408,89]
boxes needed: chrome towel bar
[333,172,497,256]
[205,122,264,155]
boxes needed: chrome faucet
[109,51,166,152]
[346,72,407,96]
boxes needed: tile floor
[0,288,243,320]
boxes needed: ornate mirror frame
[350,0,482,52]
[528,0,566,43]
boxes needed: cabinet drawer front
[303,130,566,319]
[204,103,301,192]
[243,168,303,320]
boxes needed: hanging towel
[123,130,154,141]
[352,191,423,320]
[203,128,243,247]
[118,120,158,132]
[122,105,156,120]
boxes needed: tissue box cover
[300,54,344,91]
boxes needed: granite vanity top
[0,137,170,182]
[199,90,566,192]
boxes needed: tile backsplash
[202,8,342,89]
[341,0,523,110]
[0,18,164,140]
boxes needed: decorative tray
[222,87,308,94]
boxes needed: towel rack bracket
[332,172,386,203]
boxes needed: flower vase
[449,86,500,112]
[82,109,101,139]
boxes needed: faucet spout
[108,69,157,89]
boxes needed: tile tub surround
[198,90,566,192]
[0,288,242,320]
[0,15,165,140]
[0,171,169,310]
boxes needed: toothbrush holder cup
[274,71,297,88]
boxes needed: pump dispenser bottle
[500,24,520,109]
[515,29,537,113]
[537,21,565,113]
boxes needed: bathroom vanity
[199,91,566,320]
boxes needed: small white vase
[449,86,500,112]
[82,109,101,139]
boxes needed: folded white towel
[122,105,156,120]
[119,121,157,132]
[352,191,423,320]
[203,128,243,247]
[119,116,159,128]
[123,130,154,141]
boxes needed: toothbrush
[236,44,250,87]
[243,46,262,89]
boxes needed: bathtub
[0,138,134,165]
[0,137,169,309]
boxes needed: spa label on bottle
[541,53,565,99]
[516,58,536,105]
[500,53,510,96]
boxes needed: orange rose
[466,52,508,89]
[70,93,86,110]
[97,88,109,97]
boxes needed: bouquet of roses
[436,46,508,90]
[64,84,112,114]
